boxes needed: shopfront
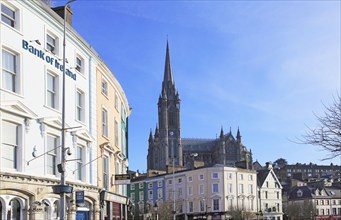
[101,191,128,220]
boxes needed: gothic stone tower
[147,42,182,171]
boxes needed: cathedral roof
[182,138,216,152]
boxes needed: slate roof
[182,138,216,152]
[287,185,340,200]
[257,169,270,187]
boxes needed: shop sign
[22,39,77,81]
[115,174,131,185]
[104,192,127,204]
[76,190,85,205]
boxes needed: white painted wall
[0,0,102,185]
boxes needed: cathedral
[147,42,253,172]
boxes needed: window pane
[47,74,56,108]
[2,70,15,91]
[1,121,18,169]
[2,50,16,92]
[77,146,83,180]
[76,91,84,121]
[1,4,15,27]
[102,109,108,136]
[47,34,56,53]
[76,57,82,72]
[47,74,55,91]
[2,50,15,72]
[47,135,57,175]
[102,80,108,95]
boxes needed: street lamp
[60,0,76,219]
[153,203,158,220]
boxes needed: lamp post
[60,0,76,219]
[153,203,158,220]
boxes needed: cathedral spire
[237,127,241,143]
[220,126,224,138]
[149,129,153,142]
[162,40,174,97]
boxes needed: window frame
[46,134,58,175]
[239,183,244,194]
[212,172,219,179]
[114,119,118,146]
[212,183,219,193]
[102,155,109,189]
[1,120,20,170]
[75,54,84,74]
[199,200,205,212]
[101,77,108,96]
[115,93,119,110]
[46,33,58,55]
[188,186,193,196]
[46,71,59,110]
[2,48,20,93]
[213,199,219,211]
[102,108,108,137]
[130,192,135,202]
[139,191,144,201]
[1,3,19,30]
[76,89,85,122]
[76,145,84,181]
[199,184,204,194]
[148,190,153,200]
[157,188,163,199]
[188,201,193,213]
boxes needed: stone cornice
[0,172,99,192]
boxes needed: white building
[257,163,283,220]
[133,165,258,220]
[0,1,130,220]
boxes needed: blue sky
[55,0,340,172]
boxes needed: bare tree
[300,94,341,160]
[157,202,174,220]
[284,200,316,219]
[226,207,255,220]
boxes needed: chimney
[52,5,73,26]
[266,162,273,170]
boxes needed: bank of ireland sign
[22,39,77,81]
